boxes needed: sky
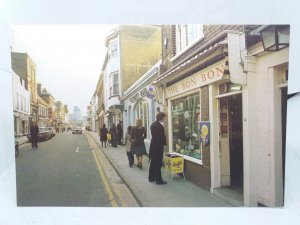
[11,25,117,116]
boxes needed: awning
[153,40,228,85]
[153,32,247,87]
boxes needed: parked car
[27,127,52,141]
[46,127,56,137]
[15,141,19,158]
[72,127,82,134]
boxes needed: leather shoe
[148,179,155,182]
[156,181,167,185]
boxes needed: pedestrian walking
[107,131,112,146]
[30,121,39,149]
[124,125,134,167]
[131,118,147,169]
[100,124,108,148]
[148,112,167,185]
[117,121,123,145]
[110,123,118,148]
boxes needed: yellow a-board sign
[164,155,184,174]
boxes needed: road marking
[86,134,118,207]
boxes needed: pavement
[87,131,233,207]
[15,135,29,145]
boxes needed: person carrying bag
[124,125,134,167]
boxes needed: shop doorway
[281,87,287,195]
[219,93,243,191]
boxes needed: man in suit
[148,112,167,185]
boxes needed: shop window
[134,100,148,130]
[171,93,201,160]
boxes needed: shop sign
[166,60,226,98]
[129,87,148,103]
[146,86,155,99]
[199,121,210,145]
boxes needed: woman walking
[124,125,134,167]
[131,118,147,169]
[100,124,108,147]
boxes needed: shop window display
[171,93,201,160]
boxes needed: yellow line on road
[86,134,118,207]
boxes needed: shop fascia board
[155,46,225,87]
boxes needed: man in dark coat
[116,121,123,145]
[110,123,118,148]
[30,122,39,149]
[148,112,167,185]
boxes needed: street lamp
[259,25,290,51]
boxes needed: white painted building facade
[103,32,122,129]
[12,71,30,136]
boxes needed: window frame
[109,72,119,97]
[110,41,118,57]
[173,24,204,61]
[169,90,203,164]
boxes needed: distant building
[72,106,82,121]
[11,52,39,124]
[102,25,162,129]
[12,71,30,136]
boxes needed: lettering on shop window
[166,61,226,98]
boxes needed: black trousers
[126,151,134,166]
[148,156,163,182]
[31,139,38,148]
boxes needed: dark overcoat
[100,127,108,141]
[149,121,166,161]
[30,125,39,141]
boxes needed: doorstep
[213,186,244,207]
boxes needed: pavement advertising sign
[164,154,184,174]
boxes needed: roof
[153,40,227,85]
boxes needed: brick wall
[161,24,249,69]
[161,25,176,69]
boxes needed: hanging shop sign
[199,121,210,145]
[166,60,226,99]
[146,86,155,99]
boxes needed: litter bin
[164,153,185,181]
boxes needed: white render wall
[12,71,30,116]
[246,47,289,207]
[104,37,121,111]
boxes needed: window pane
[171,93,201,159]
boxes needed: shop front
[122,61,162,153]
[154,32,248,195]
[165,56,241,189]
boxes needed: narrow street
[16,131,113,207]
[15,130,232,207]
